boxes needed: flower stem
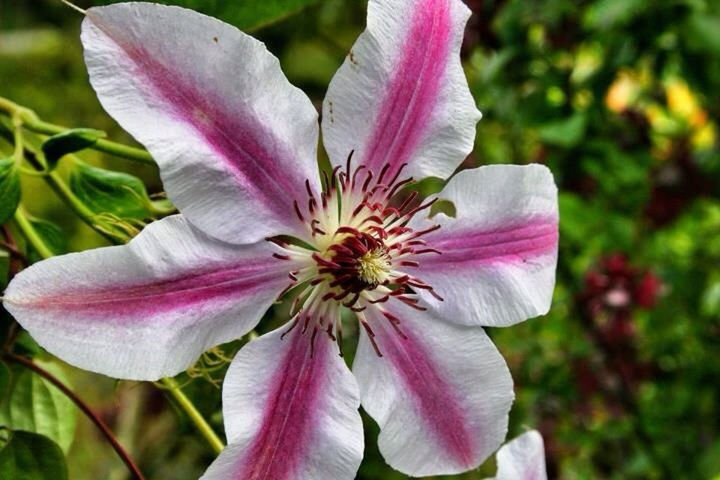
[2,353,146,480]
[159,377,225,455]
[0,96,154,165]
[13,208,54,260]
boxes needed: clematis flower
[2,0,558,478]
[494,430,548,480]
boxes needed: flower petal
[2,215,291,381]
[321,0,480,181]
[81,3,320,244]
[202,324,363,480]
[353,303,513,476]
[495,430,548,480]
[408,164,559,327]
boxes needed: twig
[159,377,225,455]
[3,353,146,480]
[0,97,153,165]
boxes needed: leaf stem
[159,377,225,455]
[0,97,154,165]
[0,118,121,245]
[2,353,146,480]
[13,208,54,260]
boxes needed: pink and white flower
[494,430,548,480]
[2,1,558,478]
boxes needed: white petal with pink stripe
[322,0,480,183]
[3,215,292,380]
[352,302,514,476]
[202,324,363,480]
[495,430,548,480]
[407,164,559,327]
[81,3,321,245]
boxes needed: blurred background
[1,0,719,478]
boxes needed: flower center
[269,154,443,355]
[357,248,392,287]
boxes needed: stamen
[268,153,446,355]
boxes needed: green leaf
[40,128,106,171]
[8,361,77,453]
[69,161,151,220]
[0,156,20,225]
[582,0,647,30]
[0,431,68,480]
[27,218,66,260]
[538,113,587,148]
[98,0,319,31]
[685,14,720,56]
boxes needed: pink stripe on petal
[378,321,477,467]
[362,0,452,175]
[101,35,305,220]
[27,261,278,321]
[424,217,558,266]
[233,329,330,480]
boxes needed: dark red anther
[362,170,374,192]
[337,325,344,357]
[368,295,390,304]
[305,179,316,201]
[293,200,305,222]
[385,162,408,190]
[404,197,438,219]
[414,248,442,255]
[343,293,360,307]
[351,165,366,189]
[375,163,391,187]
[352,202,367,218]
[310,326,319,358]
[396,190,418,214]
[312,253,341,269]
[329,244,354,256]
[359,215,384,226]
[361,321,383,357]
[331,165,342,190]
[326,323,337,341]
[281,317,300,339]
[383,313,408,339]
[399,260,420,268]
[396,296,427,311]
[272,253,291,260]
[385,176,414,201]
[336,226,361,236]
[411,224,441,237]
[345,150,355,178]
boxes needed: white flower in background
[495,430,548,480]
[2,0,558,478]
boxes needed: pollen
[357,248,391,287]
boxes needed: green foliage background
[1,0,719,478]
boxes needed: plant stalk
[0,97,154,165]
[13,208,54,260]
[3,353,146,480]
[160,377,225,455]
